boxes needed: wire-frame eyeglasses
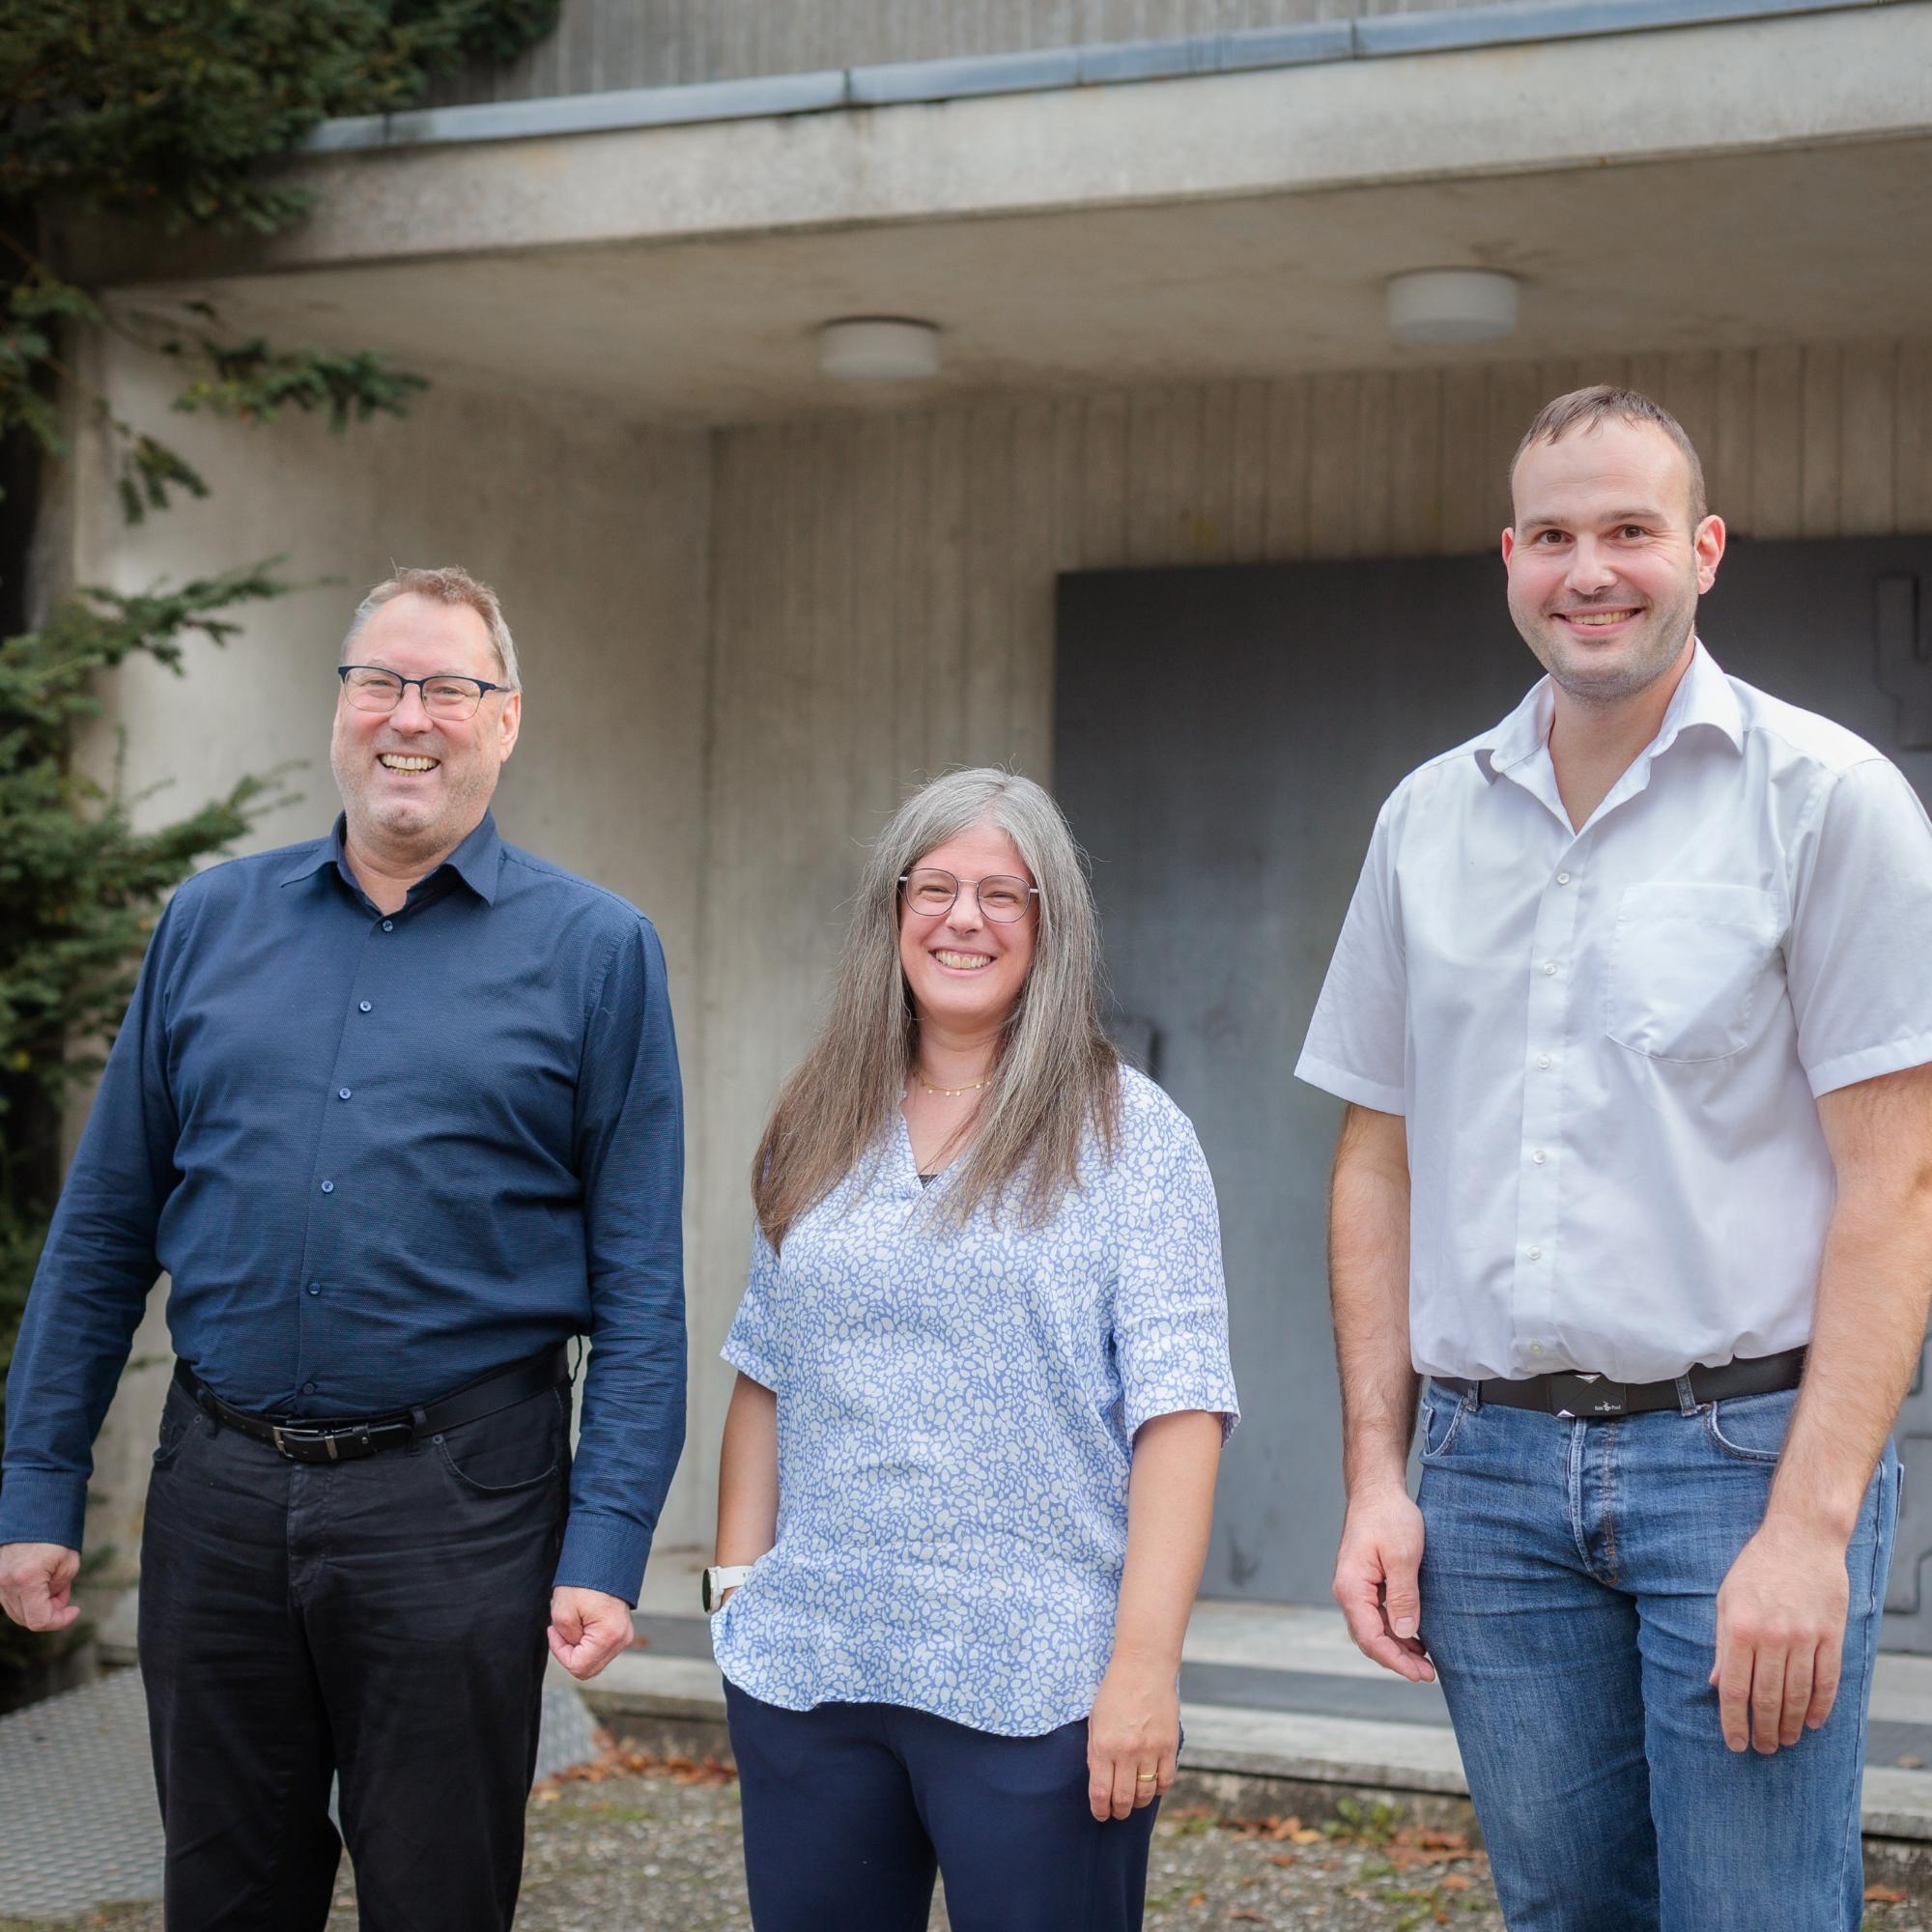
[898,869,1039,923]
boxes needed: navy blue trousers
[724,1680,1160,1932]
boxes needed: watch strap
[702,1563,753,1612]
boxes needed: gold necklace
[914,1070,992,1096]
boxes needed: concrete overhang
[71,1,1932,424]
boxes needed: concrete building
[48,0,1932,1636]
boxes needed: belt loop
[1675,1372,1699,1417]
[1466,1380,1482,1412]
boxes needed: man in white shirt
[1297,386,1932,1930]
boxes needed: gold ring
[1135,1772,1158,1782]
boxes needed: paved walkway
[0,1666,598,1921]
[12,1553,1932,1923]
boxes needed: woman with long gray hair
[705,767,1237,1932]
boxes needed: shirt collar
[277,812,503,906]
[1473,638,1743,782]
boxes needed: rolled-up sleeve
[1112,1098,1239,1441]
[1785,758,1932,1098]
[557,916,687,1605]
[1295,803,1408,1115]
[722,1226,785,1392]
[0,896,185,1551]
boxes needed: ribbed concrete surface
[0,1667,600,1920]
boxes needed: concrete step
[614,1549,1932,1844]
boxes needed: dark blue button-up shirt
[0,814,685,1605]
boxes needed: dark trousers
[138,1372,570,1931]
[724,1678,1160,1932]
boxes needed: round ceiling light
[817,317,942,382]
[1385,270,1520,346]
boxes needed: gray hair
[753,767,1122,1247]
[344,565,522,689]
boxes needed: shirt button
[308,1282,322,1296]
[1527,1244,1544,1259]
[320,1179,335,1194]
[1530,1343,1545,1356]
[1542,961,1557,976]
[1556,871,1572,885]
[358,1000,372,1013]
[1536,1054,1552,1069]
[338,1089,352,1100]
[382,919,394,932]
[1532,1150,1547,1164]
[301,1381,317,1395]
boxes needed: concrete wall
[61,328,1932,1591]
[68,333,712,1584]
[426,0,1528,105]
[686,336,1932,1512]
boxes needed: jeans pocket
[1703,1388,1794,1463]
[151,1382,204,1469]
[435,1384,568,1495]
[1418,1386,1469,1462]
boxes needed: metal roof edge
[299,0,1889,154]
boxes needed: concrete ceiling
[113,135,1932,427]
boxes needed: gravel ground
[5,1749,1927,1932]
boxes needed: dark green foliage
[0,0,554,1684]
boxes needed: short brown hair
[344,565,521,689]
[1510,386,1708,527]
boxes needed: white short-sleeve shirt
[713,1065,1239,1737]
[1296,641,1932,1384]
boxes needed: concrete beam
[70,3,1932,287]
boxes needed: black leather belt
[174,1344,570,1464]
[1433,1345,1806,1419]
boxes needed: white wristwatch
[702,1564,753,1613]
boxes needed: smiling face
[328,592,521,863]
[1502,418,1725,706]
[896,822,1038,1041]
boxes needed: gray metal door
[1054,537,1932,1635]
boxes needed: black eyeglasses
[899,869,1039,923]
[337,665,510,721]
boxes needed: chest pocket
[1605,883,1781,1063]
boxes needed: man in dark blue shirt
[0,565,685,1931]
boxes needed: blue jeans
[1417,1382,1897,1932]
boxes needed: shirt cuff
[1293,1049,1406,1116]
[1804,1033,1932,1099]
[554,1509,653,1607]
[721,1334,781,1391]
[0,1468,90,1552]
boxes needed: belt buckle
[1552,1373,1627,1418]
[270,1424,340,1463]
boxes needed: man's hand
[1333,1488,1435,1683]
[547,1586,634,1681]
[1087,1652,1179,1822]
[0,1544,81,1633]
[1712,1519,1850,1753]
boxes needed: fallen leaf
[1897,1754,1924,1770]
[1268,1854,1297,1868]
[1441,1874,1473,1890]
[1290,1828,1322,1844]
[1865,1884,1908,1903]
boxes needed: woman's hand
[1087,1652,1179,1821]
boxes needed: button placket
[296,925,390,1388]
[1514,845,1586,1366]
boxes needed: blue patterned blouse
[712,1065,1239,1738]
